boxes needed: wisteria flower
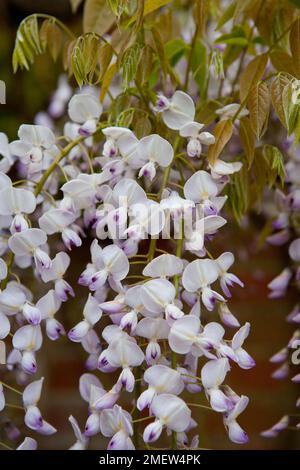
[23,378,56,434]
[40,251,74,301]
[179,122,215,158]
[10,124,56,175]
[68,93,102,136]
[8,228,52,270]
[182,259,225,311]
[137,365,184,410]
[79,240,129,291]
[156,91,195,130]
[100,405,134,450]
[136,134,173,180]
[68,294,102,342]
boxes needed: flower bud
[22,303,41,325]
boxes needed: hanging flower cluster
[0,80,254,450]
[261,145,300,439]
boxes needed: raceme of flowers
[0,85,254,451]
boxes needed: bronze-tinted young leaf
[207,119,233,165]
[239,53,268,102]
[133,114,152,138]
[83,0,115,35]
[63,39,76,74]
[239,116,256,168]
[271,72,294,128]
[290,18,300,78]
[100,62,118,102]
[248,81,270,139]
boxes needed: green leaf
[215,25,248,47]
[165,39,187,65]
[216,2,236,30]
[71,33,102,86]
[270,50,296,76]
[83,0,115,35]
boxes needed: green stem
[34,125,104,197]
[5,403,24,410]
[133,415,152,424]
[171,218,184,450]
[187,403,213,411]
